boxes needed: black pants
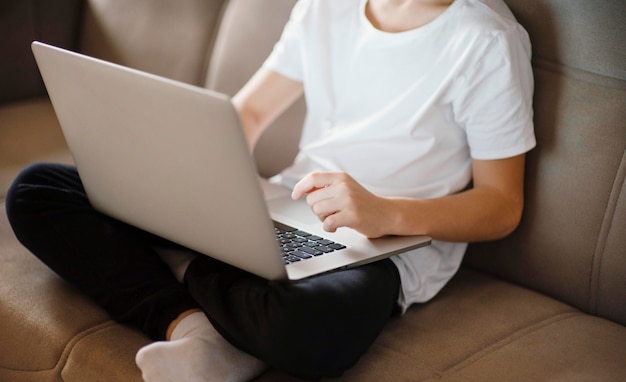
[6,163,400,379]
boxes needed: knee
[6,163,49,218]
[7,162,55,196]
[10,162,56,185]
[257,265,399,379]
[5,163,76,236]
[260,289,368,379]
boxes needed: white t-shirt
[263,0,536,312]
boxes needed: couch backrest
[0,0,84,103]
[205,0,304,177]
[80,0,225,87]
[465,0,626,326]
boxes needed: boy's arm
[291,154,526,242]
[232,67,304,150]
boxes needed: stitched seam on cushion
[199,0,232,87]
[57,321,120,373]
[366,342,440,382]
[438,311,583,377]
[532,58,626,90]
[0,320,118,373]
[587,147,626,315]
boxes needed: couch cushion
[80,0,225,86]
[465,0,626,325]
[0,0,84,104]
[435,314,626,381]
[504,0,625,82]
[206,0,305,177]
[0,98,73,199]
[596,171,626,324]
[255,268,626,381]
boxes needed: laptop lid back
[31,41,288,280]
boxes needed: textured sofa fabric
[1,0,625,381]
[463,0,626,327]
[0,0,84,103]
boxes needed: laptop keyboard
[274,221,346,264]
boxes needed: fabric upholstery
[464,0,626,326]
[596,172,626,324]
[206,0,305,177]
[257,269,626,381]
[504,0,626,82]
[0,99,72,199]
[80,0,224,86]
[0,0,84,103]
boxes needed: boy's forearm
[232,68,304,151]
[385,185,524,243]
[234,104,265,151]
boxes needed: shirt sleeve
[452,25,536,160]
[261,0,310,82]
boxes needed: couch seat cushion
[0,98,73,198]
[258,268,626,381]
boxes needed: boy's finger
[291,172,338,200]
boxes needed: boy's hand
[291,172,395,238]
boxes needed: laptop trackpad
[266,196,320,226]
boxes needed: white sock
[154,247,197,283]
[135,312,267,382]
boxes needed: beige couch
[1,0,625,381]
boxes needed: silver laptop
[31,41,431,280]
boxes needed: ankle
[166,308,203,340]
